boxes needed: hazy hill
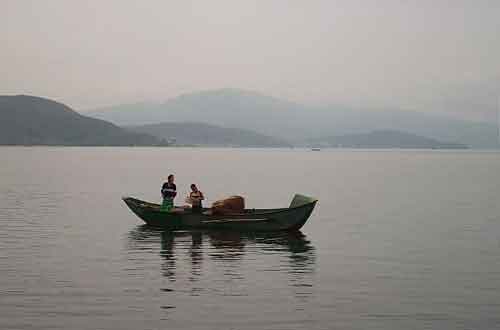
[128,122,291,147]
[87,89,303,129]
[87,89,498,149]
[0,95,164,146]
[308,130,468,149]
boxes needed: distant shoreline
[1,145,498,151]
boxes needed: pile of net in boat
[211,195,245,215]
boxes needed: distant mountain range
[308,130,468,149]
[0,95,164,146]
[0,92,492,149]
[87,88,499,148]
[128,122,291,147]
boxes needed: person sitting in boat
[188,184,205,213]
[160,174,177,212]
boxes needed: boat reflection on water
[126,226,316,299]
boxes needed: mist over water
[1,147,499,329]
[3,1,500,328]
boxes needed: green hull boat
[122,194,318,231]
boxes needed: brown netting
[211,195,245,215]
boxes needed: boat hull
[122,194,317,232]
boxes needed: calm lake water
[1,147,499,330]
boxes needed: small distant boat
[122,194,318,231]
[311,148,321,151]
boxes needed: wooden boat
[122,194,318,231]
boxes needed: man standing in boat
[161,174,177,212]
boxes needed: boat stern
[289,194,318,208]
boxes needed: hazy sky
[2,0,500,120]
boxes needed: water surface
[1,147,499,329]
